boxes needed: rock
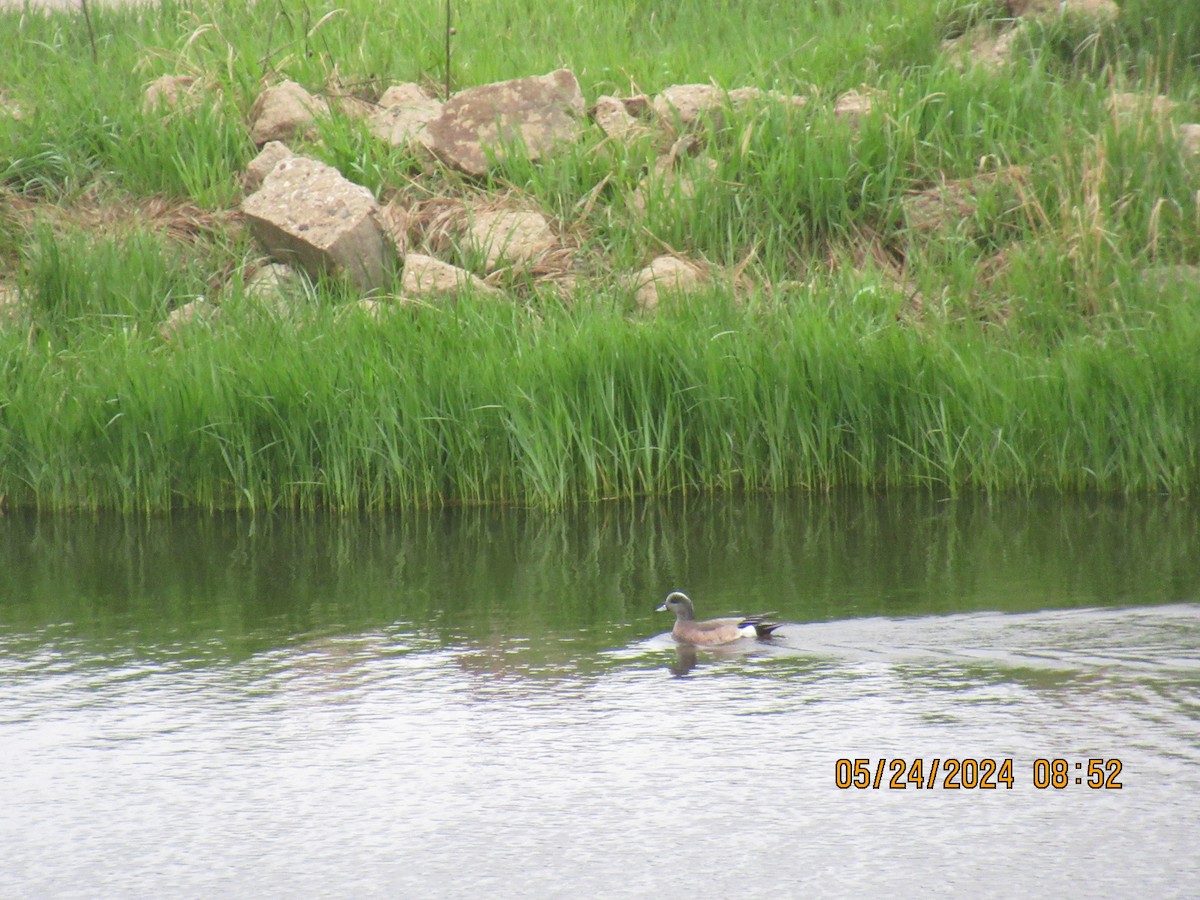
[420,69,585,176]
[1008,0,1119,24]
[618,94,652,118]
[652,84,726,130]
[142,74,199,114]
[901,167,1026,235]
[464,208,557,270]
[376,199,410,258]
[243,262,301,306]
[242,156,389,292]
[241,141,295,193]
[354,295,422,318]
[1180,124,1200,159]
[158,298,218,339]
[631,136,717,214]
[367,83,443,147]
[942,23,1023,72]
[650,84,806,135]
[728,87,808,113]
[248,80,329,146]
[329,93,376,122]
[833,89,876,124]
[591,95,652,143]
[633,256,706,310]
[401,253,497,299]
[1108,92,1179,121]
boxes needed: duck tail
[740,614,782,638]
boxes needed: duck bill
[656,604,667,612]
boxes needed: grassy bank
[3,291,1197,511]
[1,0,1199,510]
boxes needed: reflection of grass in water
[2,497,1198,662]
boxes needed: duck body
[656,591,782,646]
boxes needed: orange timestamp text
[834,758,1123,790]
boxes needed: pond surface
[2,493,1199,897]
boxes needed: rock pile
[234,68,815,313]
[942,0,1119,72]
[140,51,1194,329]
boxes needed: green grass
[2,291,1197,511]
[0,0,1198,510]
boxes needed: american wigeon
[656,591,782,645]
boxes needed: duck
[656,591,782,645]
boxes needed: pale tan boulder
[248,80,329,146]
[464,208,557,270]
[420,69,585,176]
[353,297,418,318]
[401,253,497,299]
[728,87,808,112]
[242,156,389,292]
[142,74,199,114]
[368,84,443,147]
[644,85,805,137]
[591,95,652,143]
[241,141,295,193]
[242,262,301,308]
[376,200,411,258]
[158,298,218,339]
[833,89,876,124]
[633,256,706,310]
[652,84,725,129]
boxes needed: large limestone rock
[249,80,329,146]
[142,74,200,114]
[591,95,652,143]
[376,199,410,258]
[242,262,302,309]
[368,83,443,147]
[241,140,295,193]
[652,84,726,129]
[463,208,557,270]
[159,298,219,340]
[401,253,497,299]
[242,156,389,292]
[420,69,585,176]
[633,256,706,310]
[650,84,803,133]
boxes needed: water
[2,493,1199,898]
